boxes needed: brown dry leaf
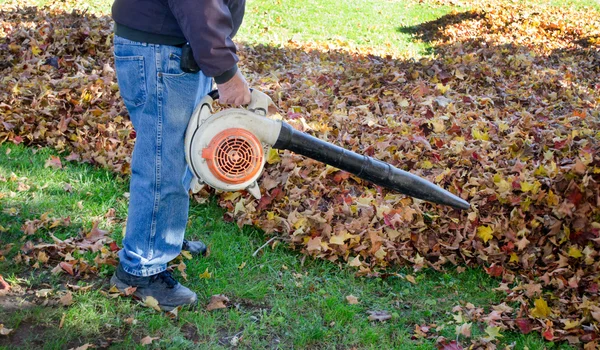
[206,294,229,311]
[60,262,75,276]
[0,324,13,336]
[69,344,93,350]
[405,275,416,284]
[455,322,472,338]
[44,156,62,169]
[140,336,159,346]
[60,291,74,306]
[123,286,137,296]
[346,295,359,305]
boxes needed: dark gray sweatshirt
[112,0,245,83]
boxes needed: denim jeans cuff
[121,263,167,277]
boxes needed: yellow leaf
[374,247,386,260]
[143,296,162,311]
[568,246,583,259]
[421,160,433,169]
[348,256,362,267]
[546,190,559,206]
[31,45,41,56]
[509,253,519,263]
[563,319,580,330]
[329,234,346,245]
[472,128,490,141]
[238,261,246,270]
[484,326,503,340]
[520,181,534,192]
[180,250,193,260]
[477,225,494,243]
[405,275,416,284]
[222,192,241,201]
[530,297,551,319]
[199,268,212,279]
[266,148,280,164]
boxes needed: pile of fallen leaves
[1,0,600,346]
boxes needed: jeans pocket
[114,54,147,108]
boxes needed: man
[109,0,252,311]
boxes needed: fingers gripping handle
[204,89,273,116]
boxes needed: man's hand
[216,70,252,106]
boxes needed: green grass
[0,144,574,349]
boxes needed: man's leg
[111,36,212,309]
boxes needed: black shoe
[182,239,207,256]
[110,264,197,311]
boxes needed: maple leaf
[143,296,162,312]
[198,268,212,279]
[477,225,494,243]
[60,292,74,306]
[140,336,159,346]
[455,322,472,338]
[44,156,63,169]
[515,318,533,334]
[437,340,464,350]
[206,294,229,311]
[530,297,552,319]
[484,326,503,340]
[346,295,359,304]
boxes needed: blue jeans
[113,35,212,277]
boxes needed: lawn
[0,144,568,349]
[1,0,598,348]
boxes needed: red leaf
[484,264,503,277]
[567,189,583,206]
[257,194,274,211]
[0,275,10,294]
[515,318,533,334]
[543,326,554,341]
[109,241,120,252]
[437,340,464,350]
[333,171,351,184]
[60,262,75,276]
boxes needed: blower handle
[206,89,254,102]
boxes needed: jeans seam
[147,47,163,261]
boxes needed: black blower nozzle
[272,123,470,210]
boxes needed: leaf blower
[184,90,470,210]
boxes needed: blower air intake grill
[201,128,264,185]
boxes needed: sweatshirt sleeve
[167,0,245,83]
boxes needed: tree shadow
[1,1,600,345]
